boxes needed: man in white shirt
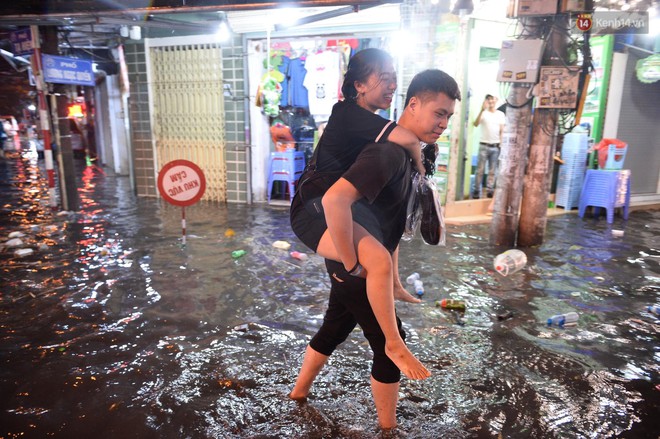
[472,94,505,198]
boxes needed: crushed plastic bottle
[436,299,466,311]
[405,273,424,297]
[647,305,660,316]
[272,240,291,250]
[406,272,420,285]
[290,251,308,261]
[231,249,247,259]
[547,312,579,327]
[494,249,527,276]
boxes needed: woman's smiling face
[354,61,397,113]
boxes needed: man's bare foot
[288,391,308,403]
[385,341,430,380]
[393,284,422,303]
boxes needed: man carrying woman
[289,65,461,430]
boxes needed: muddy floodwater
[1,146,659,438]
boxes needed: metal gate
[150,43,227,202]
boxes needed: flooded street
[1,146,659,438]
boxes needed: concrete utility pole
[41,26,79,211]
[489,84,533,246]
[518,15,569,247]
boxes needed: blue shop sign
[42,54,95,86]
[9,28,33,56]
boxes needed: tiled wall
[124,42,157,198]
[124,36,249,203]
[222,36,249,204]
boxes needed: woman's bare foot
[393,284,422,303]
[385,340,430,380]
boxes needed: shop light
[216,19,231,42]
[129,25,141,40]
[27,104,36,111]
[67,104,85,119]
[271,7,306,30]
[389,30,418,59]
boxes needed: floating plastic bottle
[231,249,246,259]
[272,240,291,250]
[290,251,307,261]
[406,272,420,285]
[494,249,527,276]
[547,312,579,327]
[436,299,466,311]
[413,280,424,297]
[647,305,660,316]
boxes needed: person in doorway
[472,94,505,198]
[289,69,460,430]
[290,48,429,381]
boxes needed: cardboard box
[560,0,593,12]
[516,0,558,16]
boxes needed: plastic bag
[403,173,446,246]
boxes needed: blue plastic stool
[267,150,305,202]
[578,169,631,223]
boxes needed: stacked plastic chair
[267,150,305,202]
[556,133,589,210]
[578,169,631,223]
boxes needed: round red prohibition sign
[157,159,206,207]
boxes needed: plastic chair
[603,143,628,170]
[595,138,627,169]
[578,169,631,223]
[267,150,305,202]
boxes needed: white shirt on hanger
[303,50,341,120]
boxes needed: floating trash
[231,249,246,259]
[5,238,24,248]
[224,229,235,237]
[290,251,307,261]
[436,299,466,311]
[272,240,291,250]
[14,248,34,258]
[547,312,579,327]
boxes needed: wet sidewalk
[1,146,659,438]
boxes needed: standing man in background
[472,94,505,199]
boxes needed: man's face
[486,96,498,110]
[408,93,456,144]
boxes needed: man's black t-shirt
[343,141,412,252]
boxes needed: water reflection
[1,150,659,438]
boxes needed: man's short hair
[404,69,461,107]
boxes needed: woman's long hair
[341,48,393,102]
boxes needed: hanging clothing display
[302,49,341,120]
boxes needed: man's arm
[322,178,363,272]
[473,99,488,127]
